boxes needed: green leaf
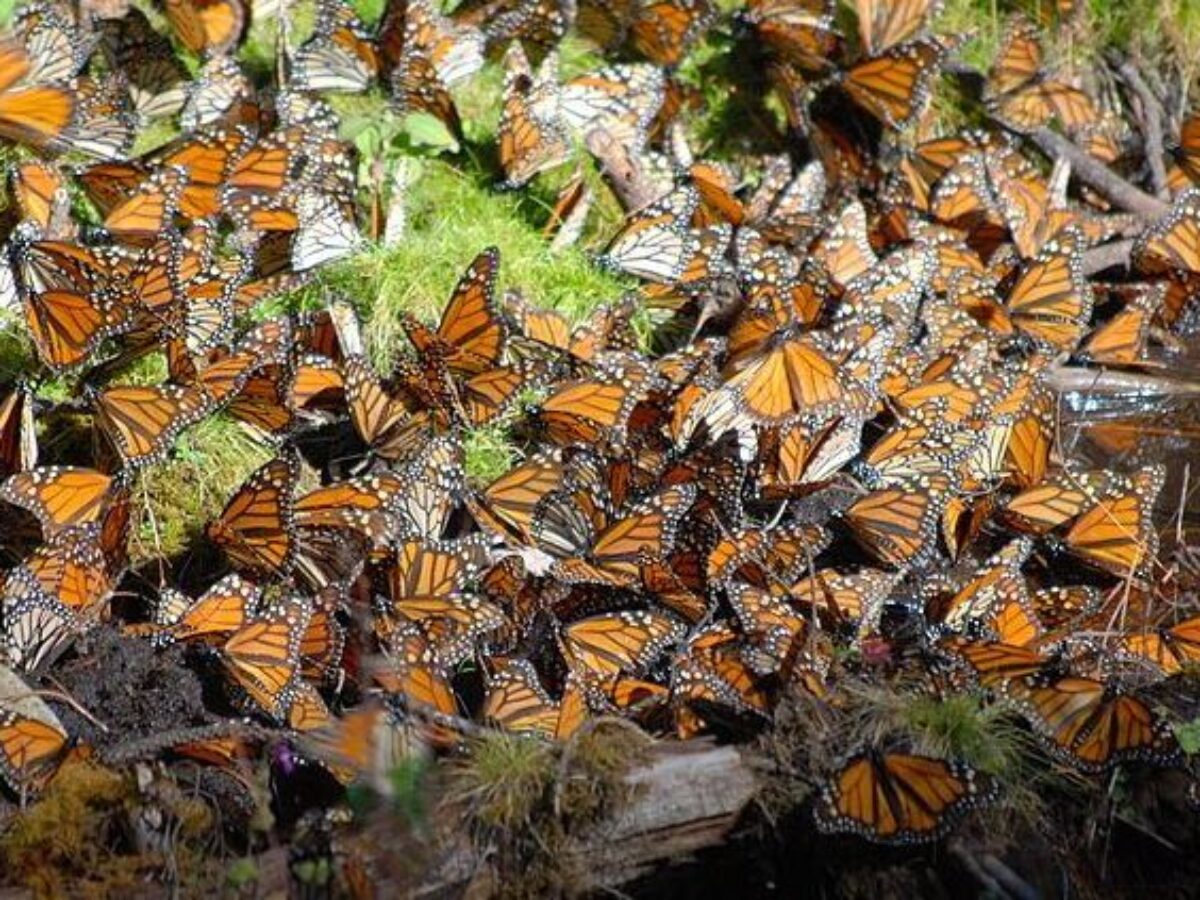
[1176,718,1200,754]
[226,858,259,887]
[401,112,459,153]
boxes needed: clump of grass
[450,732,556,833]
[447,724,646,898]
[303,160,631,369]
[131,417,273,564]
[463,423,520,487]
[757,681,1075,838]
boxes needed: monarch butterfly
[291,190,365,273]
[838,38,948,130]
[1002,232,1094,351]
[496,45,571,188]
[1060,464,1164,577]
[853,0,940,56]
[1078,285,1157,366]
[389,36,463,137]
[164,0,246,56]
[93,384,213,468]
[1170,115,1200,187]
[299,700,427,788]
[483,658,572,737]
[813,750,996,844]
[294,472,407,547]
[0,387,37,479]
[562,609,685,679]
[706,523,831,589]
[1000,466,1119,535]
[458,0,572,56]
[387,436,466,542]
[984,15,1097,133]
[505,292,634,364]
[788,567,902,634]
[207,455,299,578]
[10,161,73,239]
[1133,188,1200,276]
[97,10,188,123]
[402,248,506,378]
[468,452,567,545]
[1,567,82,673]
[744,157,828,242]
[558,61,664,153]
[387,538,504,642]
[541,484,697,587]
[180,54,258,132]
[671,621,771,738]
[90,129,251,228]
[291,0,379,94]
[813,200,878,288]
[925,539,1042,648]
[533,359,660,449]
[578,0,714,66]
[742,0,841,75]
[341,353,413,446]
[221,602,309,723]
[379,0,485,88]
[701,331,875,434]
[599,187,732,286]
[1004,675,1180,772]
[1030,585,1101,631]
[843,474,952,569]
[948,638,1049,686]
[1122,614,1200,676]
[0,36,76,152]
[372,624,460,721]
[13,241,129,370]
[725,581,811,677]
[69,73,137,163]
[0,467,113,537]
[144,574,260,647]
[0,705,70,796]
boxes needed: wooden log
[249,742,759,897]
[573,741,759,889]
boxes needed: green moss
[0,760,216,897]
[451,732,555,832]
[130,417,273,564]
[900,692,1030,778]
[463,423,520,487]
[301,160,630,368]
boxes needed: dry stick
[1108,51,1170,199]
[585,130,661,212]
[1024,127,1170,218]
[97,721,280,766]
[1081,238,1136,276]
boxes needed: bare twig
[1082,238,1136,275]
[584,130,663,213]
[1048,365,1200,398]
[97,721,279,766]
[979,854,1041,900]
[1024,128,1170,218]
[1108,51,1170,198]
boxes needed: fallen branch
[1081,238,1136,275]
[1108,52,1170,199]
[251,741,759,896]
[1048,365,1200,398]
[585,129,663,212]
[1025,128,1170,218]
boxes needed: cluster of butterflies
[0,0,1197,857]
